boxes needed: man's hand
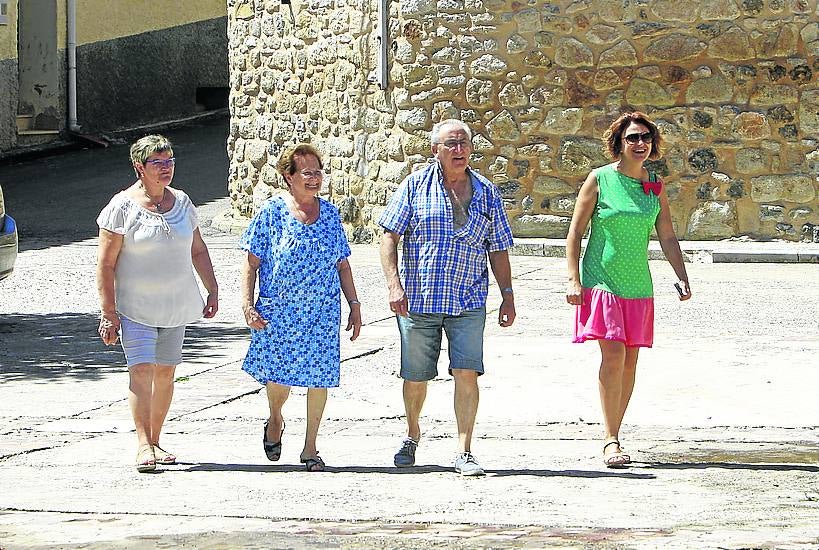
[389,285,409,317]
[380,231,408,317]
[498,296,515,327]
[346,303,362,340]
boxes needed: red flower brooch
[641,179,663,196]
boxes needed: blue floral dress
[240,196,351,388]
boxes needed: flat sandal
[603,440,630,468]
[136,445,156,473]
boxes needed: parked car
[0,183,18,280]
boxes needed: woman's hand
[566,280,583,306]
[98,312,121,346]
[243,305,268,330]
[346,303,362,341]
[203,292,219,318]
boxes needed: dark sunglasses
[624,132,653,145]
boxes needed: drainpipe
[66,0,80,132]
[376,0,388,90]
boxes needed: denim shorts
[119,316,186,368]
[396,307,486,382]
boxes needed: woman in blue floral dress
[240,144,361,472]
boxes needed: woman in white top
[96,135,218,473]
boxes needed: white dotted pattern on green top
[580,164,661,299]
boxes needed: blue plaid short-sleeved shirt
[379,162,514,315]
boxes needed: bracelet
[349,299,361,305]
[501,287,514,294]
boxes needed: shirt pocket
[457,209,491,249]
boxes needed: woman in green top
[566,112,692,468]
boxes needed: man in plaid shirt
[379,119,516,476]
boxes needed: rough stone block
[486,111,521,142]
[556,137,608,176]
[598,40,638,69]
[399,0,436,16]
[511,214,571,238]
[798,90,819,135]
[687,201,737,238]
[540,108,583,135]
[470,54,508,78]
[554,37,594,68]
[686,75,733,104]
[750,175,815,203]
[644,34,706,62]
[532,176,575,197]
[626,78,675,107]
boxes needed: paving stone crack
[167,388,263,422]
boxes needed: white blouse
[97,188,204,327]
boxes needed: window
[0,1,7,25]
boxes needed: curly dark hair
[602,111,663,160]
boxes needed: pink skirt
[573,288,654,348]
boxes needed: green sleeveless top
[580,164,661,299]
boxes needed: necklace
[288,195,319,224]
[140,182,166,213]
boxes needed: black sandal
[301,454,325,472]
[603,439,630,468]
[263,420,284,461]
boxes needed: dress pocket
[254,295,283,320]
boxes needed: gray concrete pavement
[1,118,819,548]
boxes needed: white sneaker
[453,452,485,476]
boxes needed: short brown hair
[276,143,323,178]
[602,111,662,160]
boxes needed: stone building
[0,0,227,152]
[226,0,819,242]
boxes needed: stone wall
[227,0,819,242]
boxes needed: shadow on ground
[0,313,247,382]
[644,462,819,472]
[0,116,229,251]
[181,463,655,479]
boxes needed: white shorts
[119,316,186,367]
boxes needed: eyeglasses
[144,157,176,168]
[440,139,471,150]
[299,170,324,179]
[623,132,653,145]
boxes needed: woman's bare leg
[129,363,154,448]
[149,364,176,446]
[265,382,290,442]
[302,388,327,459]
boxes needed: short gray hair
[130,135,173,166]
[430,119,472,144]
